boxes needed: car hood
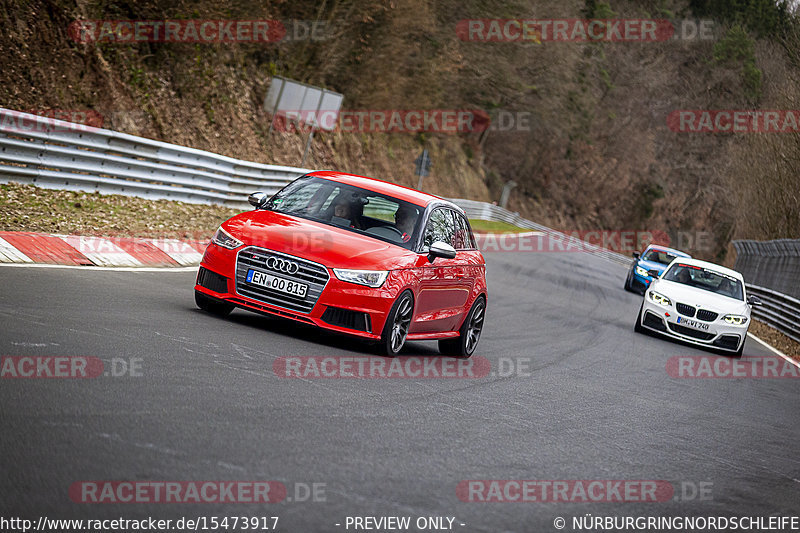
[637,259,668,273]
[222,210,419,270]
[650,279,750,315]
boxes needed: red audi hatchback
[195,171,487,356]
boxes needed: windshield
[265,176,423,250]
[662,263,744,300]
[643,249,679,265]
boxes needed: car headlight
[648,291,671,306]
[333,269,389,288]
[211,226,243,250]
[723,314,748,326]
[635,265,649,277]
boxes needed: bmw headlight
[635,265,649,277]
[211,226,243,250]
[723,314,748,326]
[333,269,389,288]
[648,291,671,307]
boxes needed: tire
[439,296,486,358]
[624,268,635,292]
[634,302,644,333]
[195,291,234,317]
[380,290,414,356]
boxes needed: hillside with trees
[1,0,798,261]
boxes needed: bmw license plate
[676,316,709,331]
[247,269,308,298]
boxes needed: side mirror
[249,191,269,209]
[633,252,640,259]
[427,241,456,263]
[647,269,660,278]
[747,295,762,306]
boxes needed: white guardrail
[744,285,800,344]
[0,108,308,209]
[732,239,800,343]
[1,108,797,343]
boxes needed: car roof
[307,170,452,209]
[667,257,744,281]
[644,244,691,257]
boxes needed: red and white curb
[0,232,207,268]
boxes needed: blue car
[624,244,691,295]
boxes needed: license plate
[676,316,709,331]
[246,269,308,298]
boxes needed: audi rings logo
[266,256,300,275]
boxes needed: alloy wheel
[390,294,413,353]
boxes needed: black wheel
[439,296,486,358]
[634,302,644,333]
[624,268,635,292]
[195,291,234,317]
[381,290,414,356]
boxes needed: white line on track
[0,262,198,272]
[747,332,800,369]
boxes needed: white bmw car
[634,257,760,357]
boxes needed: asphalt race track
[1,248,798,532]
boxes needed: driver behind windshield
[330,195,363,229]
[394,205,418,243]
[675,267,691,284]
[645,250,676,265]
[717,278,737,298]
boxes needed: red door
[410,208,473,333]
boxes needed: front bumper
[194,242,400,340]
[632,272,652,293]
[639,299,748,352]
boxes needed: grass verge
[750,319,800,362]
[468,219,530,233]
[0,183,240,239]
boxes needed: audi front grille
[235,246,330,314]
